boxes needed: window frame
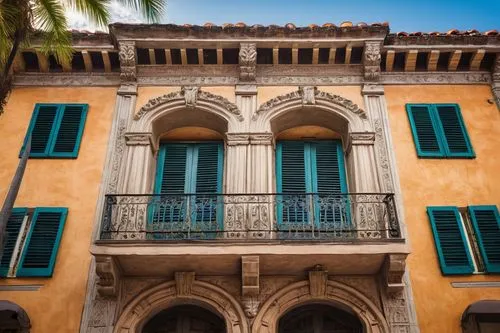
[406,103,474,159]
[21,103,88,159]
[468,205,500,274]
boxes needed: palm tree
[0,0,164,114]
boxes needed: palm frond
[0,2,19,65]
[32,0,73,65]
[69,0,110,28]
[117,0,164,23]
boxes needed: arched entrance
[278,304,363,333]
[142,305,225,333]
[0,301,30,333]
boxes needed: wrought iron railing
[99,193,401,241]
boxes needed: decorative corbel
[96,256,121,298]
[308,265,328,297]
[239,43,257,82]
[363,41,382,82]
[175,272,195,296]
[383,254,407,293]
[118,41,136,82]
[181,86,200,107]
[242,256,259,297]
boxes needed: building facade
[0,22,499,333]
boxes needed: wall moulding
[13,74,120,86]
[381,72,491,84]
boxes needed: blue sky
[163,0,499,32]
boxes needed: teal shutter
[21,104,88,158]
[276,142,308,224]
[21,105,59,157]
[435,105,474,158]
[194,143,224,226]
[427,207,474,275]
[50,104,88,158]
[468,206,500,273]
[0,208,27,277]
[406,104,444,157]
[17,207,67,277]
[315,141,349,226]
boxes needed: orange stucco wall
[0,87,117,332]
[386,85,500,333]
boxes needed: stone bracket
[118,41,136,82]
[308,265,328,297]
[383,254,407,293]
[363,41,382,82]
[239,43,257,82]
[96,256,121,298]
[242,256,259,297]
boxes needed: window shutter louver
[17,208,67,277]
[0,208,27,277]
[468,206,500,273]
[435,105,474,158]
[406,105,443,157]
[277,142,308,224]
[194,143,223,225]
[51,105,88,157]
[427,207,474,275]
[23,105,58,156]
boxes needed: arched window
[278,303,363,333]
[142,305,226,333]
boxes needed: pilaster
[492,54,500,110]
[122,132,155,194]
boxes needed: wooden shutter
[468,206,500,273]
[22,105,59,157]
[277,141,308,224]
[406,104,444,157]
[51,104,88,157]
[435,105,474,158]
[156,144,188,194]
[0,208,27,277]
[194,143,223,225]
[17,207,67,277]
[427,207,474,275]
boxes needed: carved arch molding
[114,273,389,333]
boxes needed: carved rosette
[363,42,382,82]
[95,256,121,298]
[239,43,257,82]
[118,41,136,82]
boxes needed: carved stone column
[122,132,155,194]
[492,54,500,109]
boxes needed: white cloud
[67,1,144,32]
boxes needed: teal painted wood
[433,104,475,158]
[406,104,445,157]
[468,205,500,273]
[49,104,88,158]
[20,104,88,159]
[17,207,68,277]
[427,206,474,275]
[0,208,28,277]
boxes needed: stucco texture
[0,87,117,332]
[386,85,500,333]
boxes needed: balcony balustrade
[99,193,401,242]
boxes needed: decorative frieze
[381,72,491,84]
[95,256,121,298]
[118,41,136,82]
[239,43,257,82]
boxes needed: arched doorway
[142,305,226,333]
[0,301,30,333]
[278,304,363,333]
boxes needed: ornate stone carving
[135,88,244,121]
[299,86,316,105]
[382,289,412,333]
[492,54,500,81]
[124,132,152,146]
[384,254,407,293]
[363,42,382,82]
[88,299,116,329]
[107,119,126,194]
[374,118,394,192]
[308,265,328,297]
[95,256,121,298]
[118,41,136,82]
[239,43,257,82]
[226,133,250,145]
[175,272,195,296]
[254,88,367,120]
[249,133,274,145]
[242,297,259,319]
[182,86,199,107]
[242,256,259,297]
[350,132,376,145]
